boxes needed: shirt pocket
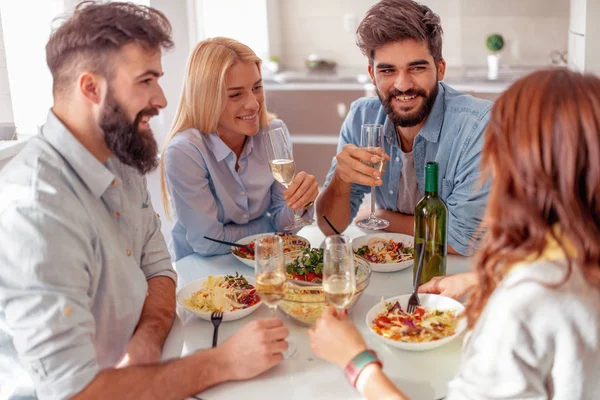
[441,178,454,201]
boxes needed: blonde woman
[160,37,318,259]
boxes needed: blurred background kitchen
[0,0,597,241]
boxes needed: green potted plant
[486,33,504,80]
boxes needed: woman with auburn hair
[160,37,318,259]
[308,68,600,399]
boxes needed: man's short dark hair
[46,1,173,96]
[356,0,443,65]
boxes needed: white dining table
[161,225,471,400]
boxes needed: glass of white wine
[255,234,296,358]
[356,124,390,230]
[323,235,356,314]
[264,127,314,230]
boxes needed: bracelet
[343,349,383,388]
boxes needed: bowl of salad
[365,294,466,351]
[353,233,414,273]
[278,249,372,326]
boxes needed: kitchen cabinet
[266,88,367,182]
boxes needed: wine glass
[323,235,356,314]
[263,127,314,230]
[356,124,390,230]
[254,234,296,358]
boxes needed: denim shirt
[164,119,313,260]
[324,82,492,255]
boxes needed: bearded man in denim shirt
[317,0,492,256]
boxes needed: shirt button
[395,157,400,162]
[240,191,246,196]
[389,190,394,195]
[111,180,119,187]
[243,214,248,219]
[114,211,121,218]
[126,249,132,257]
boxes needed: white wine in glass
[357,124,390,230]
[323,235,356,313]
[269,158,296,188]
[263,127,314,230]
[254,234,296,358]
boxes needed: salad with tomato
[285,248,323,282]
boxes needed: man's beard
[99,92,159,175]
[377,81,439,128]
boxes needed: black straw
[322,215,340,235]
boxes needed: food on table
[182,273,260,312]
[231,232,309,260]
[285,248,324,282]
[371,298,459,342]
[278,256,371,326]
[355,237,414,264]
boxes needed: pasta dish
[183,274,260,313]
[355,237,414,264]
[371,299,458,342]
[231,233,310,260]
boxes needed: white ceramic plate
[365,294,467,351]
[231,232,311,269]
[177,275,262,322]
[352,233,415,272]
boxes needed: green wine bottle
[413,162,448,285]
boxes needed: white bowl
[231,232,311,269]
[177,275,262,322]
[365,294,467,351]
[352,233,415,272]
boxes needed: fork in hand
[407,227,428,314]
[211,311,223,348]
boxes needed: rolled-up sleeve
[164,145,274,257]
[445,109,491,256]
[0,205,100,400]
[140,177,177,283]
[323,101,370,219]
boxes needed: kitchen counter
[0,134,33,161]
[264,66,540,93]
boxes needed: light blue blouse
[164,119,313,259]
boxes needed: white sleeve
[447,284,553,400]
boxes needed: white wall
[146,0,193,242]
[276,0,570,70]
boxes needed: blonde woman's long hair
[159,37,274,219]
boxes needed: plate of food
[231,232,311,268]
[365,293,466,351]
[353,233,414,272]
[177,273,262,322]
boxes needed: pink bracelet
[343,349,383,388]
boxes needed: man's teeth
[239,113,257,120]
[396,94,417,101]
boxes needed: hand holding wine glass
[263,127,316,230]
[323,235,356,313]
[356,124,390,230]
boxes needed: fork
[211,311,223,348]
[203,236,254,254]
[407,225,428,314]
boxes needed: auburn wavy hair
[465,68,600,329]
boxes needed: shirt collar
[205,132,232,162]
[383,81,446,145]
[41,110,115,199]
[206,131,256,162]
